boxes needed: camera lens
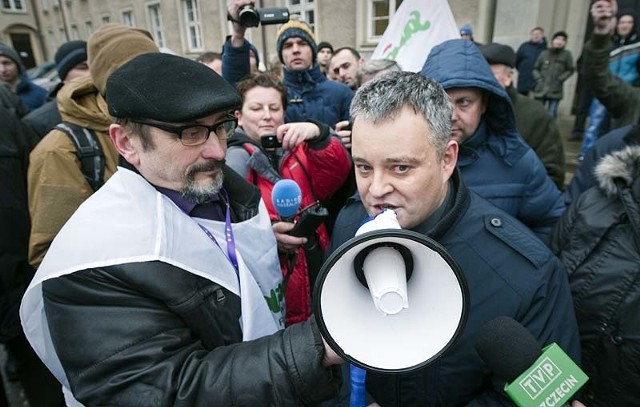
[238,6,260,27]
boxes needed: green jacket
[584,33,640,127]
[532,47,575,99]
[508,86,566,189]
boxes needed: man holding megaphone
[321,71,580,406]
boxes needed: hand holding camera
[260,122,322,150]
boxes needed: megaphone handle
[349,365,367,407]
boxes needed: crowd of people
[0,0,637,405]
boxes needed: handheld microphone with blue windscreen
[271,179,302,220]
[475,316,588,407]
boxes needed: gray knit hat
[0,43,24,73]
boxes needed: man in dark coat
[421,39,565,241]
[328,71,579,405]
[516,26,547,95]
[480,42,566,189]
[22,40,89,140]
[20,52,342,406]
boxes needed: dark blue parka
[222,37,352,127]
[329,170,580,406]
[421,39,565,242]
[282,64,352,126]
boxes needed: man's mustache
[188,159,226,175]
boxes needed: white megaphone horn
[313,210,469,373]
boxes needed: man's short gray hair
[350,71,453,157]
[356,59,402,86]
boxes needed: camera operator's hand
[335,120,352,149]
[591,0,617,35]
[227,0,254,43]
[277,122,321,150]
[272,221,307,252]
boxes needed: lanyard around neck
[185,192,240,281]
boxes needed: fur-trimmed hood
[595,145,640,197]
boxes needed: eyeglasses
[131,116,237,146]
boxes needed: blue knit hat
[460,24,473,38]
[275,18,317,64]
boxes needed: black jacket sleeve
[42,261,341,406]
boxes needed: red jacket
[231,131,351,326]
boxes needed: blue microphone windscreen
[271,179,302,218]
[475,316,542,383]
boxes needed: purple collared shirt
[156,186,226,221]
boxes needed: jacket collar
[283,63,325,88]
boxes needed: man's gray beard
[181,160,225,204]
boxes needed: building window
[40,0,47,12]
[85,20,93,37]
[122,9,135,27]
[286,0,315,31]
[52,0,58,7]
[101,15,110,24]
[147,3,166,48]
[368,0,403,39]
[2,0,26,12]
[71,25,80,40]
[183,0,203,51]
[58,27,66,43]
[48,28,56,53]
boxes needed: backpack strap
[55,122,105,192]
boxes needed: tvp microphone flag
[475,316,588,407]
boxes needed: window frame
[183,0,203,52]
[286,0,316,32]
[146,2,166,48]
[121,8,136,27]
[366,0,403,42]
[2,0,27,13]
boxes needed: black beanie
[55,40,87,80]
[480,43,516,68]
[0,43,23,74]
[106,53,242,122]
[318,41,334,53]
[552,31,568,40]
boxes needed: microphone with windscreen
[271,179,302,221]
[475,316,588,407]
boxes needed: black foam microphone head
[475,316,542,383]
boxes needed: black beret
[480,42,516,68]
[106,53,242,122]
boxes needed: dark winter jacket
[22,99,62,141]
[15,74,47,113]
[222,37,254,88]
[564,123,640,204]
[226,127,351,326]
[421,39,565,241]
[516,38,547,93]
[532,47,575,100]
[550,145,640,406]
[0,107,38,342]
[329,170,580,406]
[39,167,342,405]
[584,33,640,126]
[508,85,566,189]
[0,83,27,118]
[282,64,352,127]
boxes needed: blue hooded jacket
[421,39,565,241]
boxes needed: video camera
[236,6,290,28]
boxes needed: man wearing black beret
[480,42,566,189]
[20,52,342,406]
